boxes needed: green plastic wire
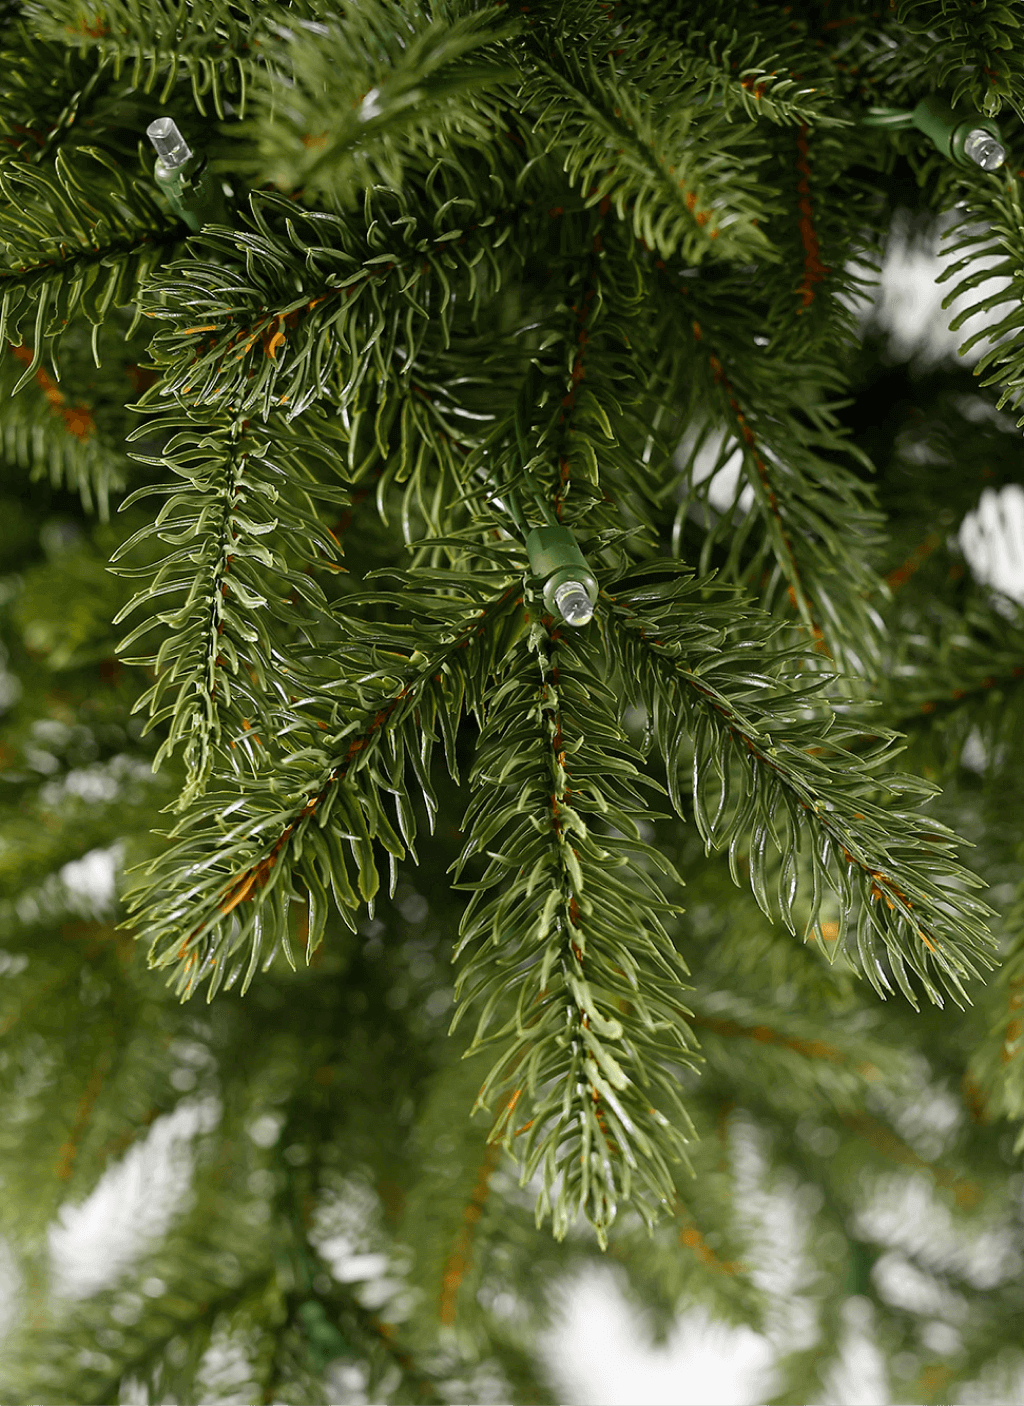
[527,483,558,527]
[472,467,528,536]
[860,107,916,129]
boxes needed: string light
[474,472,597,625]
[863,97,1006,171]
[146,117,229,231]
[525,525,599,628]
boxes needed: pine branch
[821,10,937,112]
[603,561,998,1009]
[2,1257,279,1405]
[0,336,127,517]
[135,182,539,421]
[611,0,841,128]
[649,267,887,665]
[398,1053,506,1331]
[0,21,117,163]
[122,571,524,998]
[471,207,654,539]
[519,14,776,264]
[688,1002,889,1109]
[397,1048,574,1387]
[1,3,1018,1375]
[111,409,350,806]
[0,925,180,1249]
[937,174,1024,420]
[605,1131,764,1332]
[19,0,284,118]
[0,145,178,373]
[879,590,1024,775]
[755,120,884,360]
[0,744,165,903]
[894,0,1024,117]
[452,603,699,1245]
[965,882,1024,1143]
[238,0,522,205]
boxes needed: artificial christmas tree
[4,0,1024,1401]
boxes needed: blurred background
[2,216,1023,1406]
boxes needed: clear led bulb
[553,580,595,627]
[146,117,192,170]
[963,128,1006,171]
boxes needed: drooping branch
[453,605,698,1243]
[603,563,997,1008]
[113,410,350,806]
[125,576,525,998]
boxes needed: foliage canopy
[4,1,1024,1402]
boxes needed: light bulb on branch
[525,525,599,628]
[863,97,1007,170]
[146,117,229,232]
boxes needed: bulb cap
[553,581,595,626]
[147,117,192,170]
[963,128,1006,170]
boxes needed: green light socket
[153,152,228,232]
[910,95,1003,167]
[525,525,599,616]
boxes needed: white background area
[4,226,1024,1405]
